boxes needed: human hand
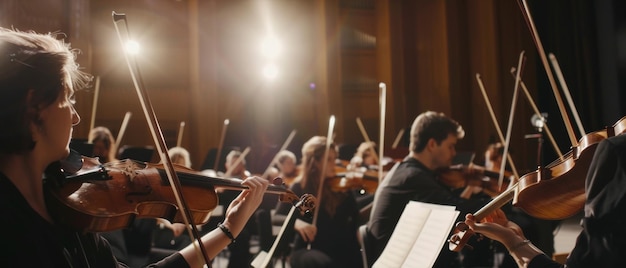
[169,223,187,237]
[464,209,526,249]
[221,176,269,237]
[294,219,317,242]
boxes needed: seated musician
[484,141,558,266]
[464,131,626,267]
[88,126,118,163]
[216,149,255,268]
[275,136,363,268]
[349,141,378,170]
[366,111,491,267]
[152,147,195,251]
[0,28,269,268]
[273,149,298,187]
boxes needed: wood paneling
[5,0,544,173]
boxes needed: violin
[44,152,307,233]
[449,128,611,252]
[514,129,607,219]
[438,164,514,197]
[329,160,379,194]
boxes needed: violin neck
[162,170,288,195]
[482,169,503,179]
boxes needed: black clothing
[0,172,187,268]
[367,156,489,267]
[563,134,626,267]
[521,134,626,268]
[275,182,363,268]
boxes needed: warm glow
[124,40,140,55]
[260,37,282,59]
[262,63,278,80]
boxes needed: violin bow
[549,53,586,137]
[498,51,526,189]
[309,115,335,250]
[89,76,100,132]
[509,68,564,160]
[391,128,405,149]
[177,121,185,148]
[474,74,520,180]
[261,130,297,179]
[112,12,211,266]
[213,119,230,172]
[355,117,380,166]
[223,146,251,178]
[114,111,132,151]
[378,83,387,181]
[518,0,578,147]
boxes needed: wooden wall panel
[2,0,539,173]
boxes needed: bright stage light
[260,37,281,59]
[262,63,278,80]
[125,40,140,55]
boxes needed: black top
[563,134,626,267]
[275,181,363,268]
[367,156,489,267]
[0,172,188,268]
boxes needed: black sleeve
[145,253,190,268]
[528,254,562,268]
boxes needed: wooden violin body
[514,129,608,219]
[438,164,514,197]
[332,162,379,194]
[45,154,302,232]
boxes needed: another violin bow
[213,119,230,172]
[378,82,387,181]
[223,146,252,179]
[509,68,564,160]
[309,115,335,250]
[112,12,210,266]
[518,0,578,148]
[177,121,185,148]
[355,117,380,166]
[391,128,405,149]
[261,130,297,179]
[115,111,132,150]
[498,51,526,189]
[474,74,520,180]
[89,76,100,132]
[449,51,527,253]
[549,53,586,137]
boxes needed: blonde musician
[275,136,362,268]
[273,149,298,187]
[88,126,118,163]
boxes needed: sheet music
[372,201,458,268]
[401,208,459,268]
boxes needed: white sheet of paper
[372,201,458,268]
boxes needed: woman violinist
[275,136,363,268]
[0,28,268,268]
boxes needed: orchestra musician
[275,136,363,268]
[349,141,377,169]
[216,149,256,268]
[465,132,626,268]
[0,28,269,268]
[151,147,195,251]
[366,111,491,267]
[89,126,171,266]
[273,149,298,187]
[88,126,118,162]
